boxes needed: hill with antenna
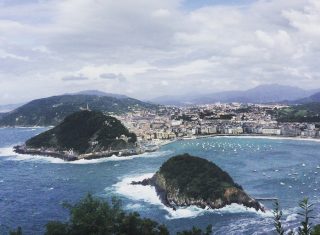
[0,93,157,126]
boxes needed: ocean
[1,127,320,234]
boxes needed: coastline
[13,145,149,162]
[12,133,320,162]
[193,134,320,143]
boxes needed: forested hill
[25,110,137,154]
[0,94,157,126]
[136,154,263,211]
[277,102,320,122]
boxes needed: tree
[298,198,314,235]
[9,227,22,235]
[44,194,211,235]
[273,200,285,235]
[177,225,212,235]
[311,225,320,235]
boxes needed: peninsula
[133,154,264,211]
[14,110,143,161]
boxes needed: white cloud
[0,49,29,61]
[0,0,320,104]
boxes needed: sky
[0,0,320,104]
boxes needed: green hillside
[0,94,157,126]
[277,103,320,122]
[26,110,137,154]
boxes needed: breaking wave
[112,173,274,219]
[0,146,172,164]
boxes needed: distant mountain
[0,94,157,126]
[73,90,129,99]
[149,95,197,106]
[294,92,320,104]
[151,84,314,105]
[0,103,23,112]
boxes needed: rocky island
[14,110,143,161]
[133,154,264,211]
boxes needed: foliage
[44,194,168,235]
[26,111,137,154]
[7,195,320,235]
[273,200,285,235]
[298,198,314,235]
[277,103,320,122]
[9,227,22,235]
[43,194,212,235]
[0,94,157,126]
[311,225,320,235]
[158,154,242,200]
[272,198,317,235]
[176,226,212,235]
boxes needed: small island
[132,154,264,211]
[14,110,144,161]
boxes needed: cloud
[62,75,88,81]
[0,49,29,61]
[0,0,320,104]
[100,73,126,82]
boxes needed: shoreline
[13,145,150,162]
[194,134,320,143]
[12,133,320,162]
[163,134,320,145]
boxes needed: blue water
[1,128,320,235]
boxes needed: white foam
[0,146,172,164]
[63,150,172,165]
[112,173,273,220]
[286,213,299,222]
[126,203,143,210]
[0,146,17,156]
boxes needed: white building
[262,128,281,135]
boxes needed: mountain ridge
[151,84,316,105]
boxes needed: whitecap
[126,203,143,210]
[0,146,18,157]
[286,213,299,222]
[112,173,273,220]
[0,145,172,165]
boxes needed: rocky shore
[14,144,147,161]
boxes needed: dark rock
[132,154,265,212]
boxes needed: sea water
[1,128,320,234]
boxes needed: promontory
[14,110,142,161]
[132,154,264,211]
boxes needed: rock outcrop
[132,154,264,212]
[14,110,140,161]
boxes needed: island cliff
[14,110,141,161]
[133,154,264,211]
